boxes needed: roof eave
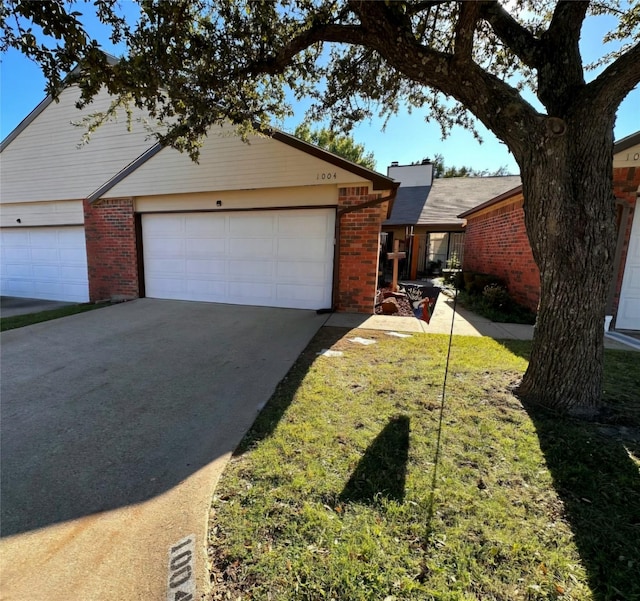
[457,185,523,218]
[614,130,640,154]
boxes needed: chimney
[387,160,434,187]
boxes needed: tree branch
[454,1,481,59]
[478,1,540,68]
[583,40,640,118]
[544,1,589,49]
[525,1,588,114]
[250,23,369,76]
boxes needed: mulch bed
[375,285,440,319]
[375,288,414,317]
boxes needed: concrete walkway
[325,293,638,351]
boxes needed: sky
[1,5,638,175]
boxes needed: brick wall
[612,166,639,313]
[83,198,139,302]
[462,193,540,311]
[337,187,387,313]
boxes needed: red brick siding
[612,166,639,313]
[337,187,386,313]
[83,198,139,302]
[463,194,540,311]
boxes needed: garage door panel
[276,282,325,299]
[277,237,329,260]
[29,231,58,247]
[146,277,187,296]
[145,238,185,256]
[186,218,226,237]
[186,259,226,276]
[146,258,186,275]
[229,237,275,257]
[2,248,30,262]
[279,214,331,236]
[0,226,89,303]
[59,248,87,264]
[2,230,30,245]
[186,238,226,257]
[277,261,327,282]
[230,259,274,279]
[33,265,60,279]
[228,281,274,300]
[59,265,88,280]
[142,210,334,310]
[229,215,275,236]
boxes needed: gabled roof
[2,79,395,206]
[458,130,640,219]
[384,175,521,227]
[381,186,431,226]
[0,84,160,204]
[457,185,523,218]
[614,130,640,154]
[88,128,396,202]
[0,54,120,154]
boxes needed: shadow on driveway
[0,299,328,537]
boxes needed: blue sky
[1,6,637,174]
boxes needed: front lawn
[208,330,640,601]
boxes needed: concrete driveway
[0,299,327,600]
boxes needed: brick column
[337,187,387,313]
[83,198,140,302]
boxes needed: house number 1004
[317,172,338,180]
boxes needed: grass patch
[1,302,106,331]
[208,330,640,601]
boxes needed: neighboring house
[0,85,398,313]
[382,160,520,279]
[460,131,640,332]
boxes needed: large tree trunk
[515,118,617,416]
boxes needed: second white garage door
[617,205,640,330]
[0,226,89,303]
[142,209,335,310]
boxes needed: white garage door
[617,206,640,331]
[0,226,89,303]
[142,209,335,310]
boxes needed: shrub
[482,283,511,309]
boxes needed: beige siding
[0,86,157,204]
[106,123,372,198]
[0,200,84,227]
[135,186,337,213]
[614,142,640,168]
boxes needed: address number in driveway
[167,535,196,601]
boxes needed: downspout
[330,185,399,312]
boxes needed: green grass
[0,302,106,331]
[208,330,640,601]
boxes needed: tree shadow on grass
[339,415,410,505]
[472,341,640,599]
[524,403,640,601]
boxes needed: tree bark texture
[515,117,617,415]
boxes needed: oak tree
[3,0,639,415]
